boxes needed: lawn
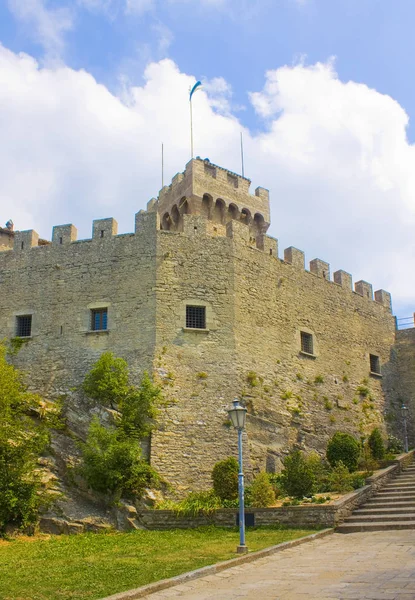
[0,525,317,600]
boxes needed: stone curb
[99,528,333,600]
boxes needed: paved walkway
[146,531,415,600]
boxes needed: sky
[0,0,415,319]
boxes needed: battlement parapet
[310,258,330,281]
[158,158,270,237]
[355,280,373,300]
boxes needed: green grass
[0,526,317,600]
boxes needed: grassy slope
[0,526,317,600]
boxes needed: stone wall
[0,159,406,495]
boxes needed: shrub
[368,428,385,460]
[0,343,52,534]
[349,473,366,489]
[358,441,378,474]
[327,461,353,493]
[326,432,360,472]
[387,435,404,454]
[249,472,276,507]
[175,491,222,516]
[82,352,129,408]
[307,452,331,493]
[212,457,239,501]
[78,417,158,499]
[280,451,315,499]
[118,372,161,439]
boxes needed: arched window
[213,199,225,224]
[179,197,189,215]
[161,212,171,231]
[227,203,239,221]
[202,194,212,218]
[171,205,180,230]
[254,212,265,234]
[240,208,252,224]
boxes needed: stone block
[52,224,77,246]
[334,270,352,289]
[355,280,373,299]
[310,258,330,281]
[92,218,118,240]
[256,234,278,257]
[375,289,392,311]
[183,214,207,236]
[13,229,39,251]
[284,246,305,269]
[226,219,250,243]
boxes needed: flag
[189,81,202,102]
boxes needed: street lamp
[228,398,248,554]
[402,403,409,453]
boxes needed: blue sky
[1,0,415,318]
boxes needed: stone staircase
[337,461,415,533]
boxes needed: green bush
[280,451,315,499]
[368,428,385,460]
[326,432,360,472]
[78,417,158,499]
[82,352,129,408]
[349,473,366,489]
[249,472,276,507]
[118,372,161,439]
[211,457,239,501]
[306,452,331,493]
[387,435,404,454]
[0,343,52,534]
[327,461,353,493]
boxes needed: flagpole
[190,97,194,159]
[240,132,245,177]
[162,143,164,188]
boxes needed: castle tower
[157,158,270,238]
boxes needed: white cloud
[7,0,73,63]
[0,45,414,315]
[125,0,155,15]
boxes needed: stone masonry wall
[0,160,403,496]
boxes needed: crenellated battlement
[1,207,392,313]
[157,158,270,237]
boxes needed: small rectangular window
[91,308,108,331]
[16,315,32,337]
[300,331,314,355]
[370,354,381,375]
[186,305,206,329]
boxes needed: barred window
[16,315,32,337]
[300,331,314,355]
[91,308,108,331]
[186,305,206,329]
[370,354,381,375]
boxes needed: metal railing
[396,315,415,330]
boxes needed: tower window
[186,305,206,329]
[16,315,32,337]
[300,331,314,355]
[370,354,381,375]
[91,308,108,331]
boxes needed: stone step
[344,513,415,523]
[337,521,415,533]
[375,491,415,497]
[382,486,415,492]
[356,507,415,515]
[365,500,415,507]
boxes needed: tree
[118,372,161,439]
[280,450,315,499]
[368,428,385,460]
[326,432,360,472]
[212,457,239,501]
[77,417,158,498]
[82,352,129,408]
[0,343,50,533]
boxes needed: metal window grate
[300,331,313,355]
[370,354,381,374]
[186,305,206,329]
[16,315,32,337]
[91,308,108,331]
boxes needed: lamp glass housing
[228,399,247,430]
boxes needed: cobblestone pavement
[146,531,415,600]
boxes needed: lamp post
[228,398,248,554]
[402,403,409,453]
